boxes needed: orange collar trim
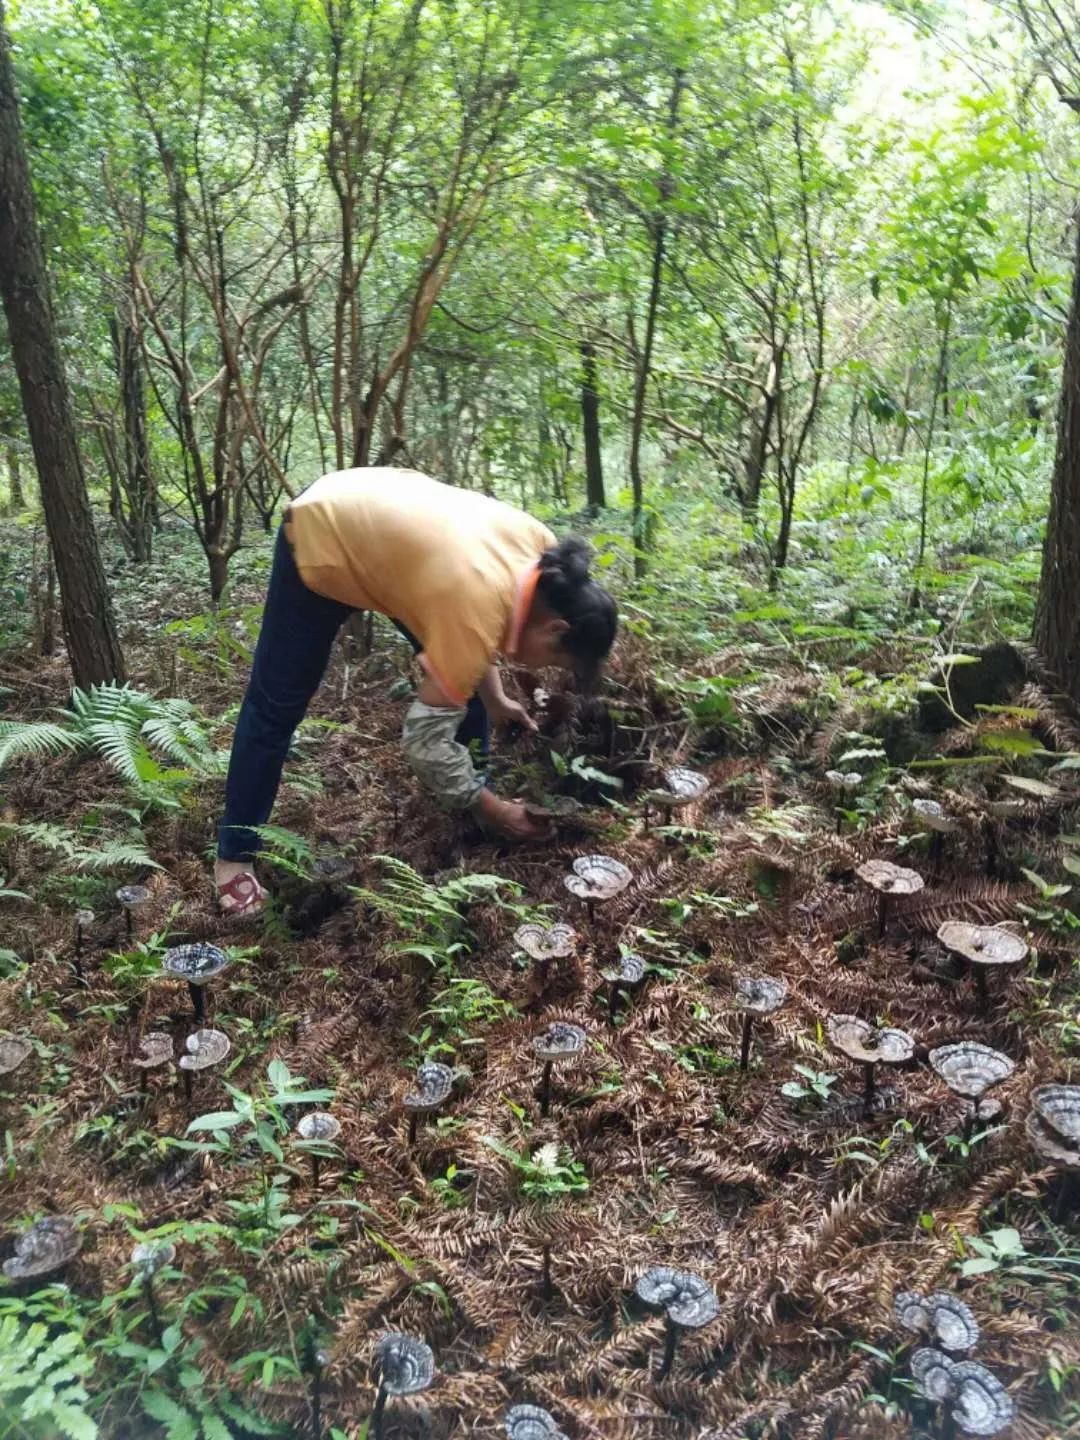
[505,562,542,658]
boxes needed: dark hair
[535,536,618,685]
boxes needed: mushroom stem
[540,1061,553,1118]
[189,983,205,1024]
[145,1277,162,1345]
[984,824,998,877]
[739,1014,754,1073]
[876,892,889,938]
[657,1317,679,1379]
[371,1385,387,1440]
[973,965,989,1013]
[182,1069,193,1104]
[124,910,133,943]
[311,1154,321,1189]
[862,1062,876,1118]
[408,1113,418,1146]
[309,1361,322,1440]
[835,808,843,835]
[940,1407,957,1440]
[930,831,944,869]
[586,899,596,926]
[608,981,621,1017]
[541,1243,552,1301]
[643,804,651,832]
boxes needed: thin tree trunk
[910,304,952,611]
[0,8,126,686]
[5,439,24,510]
[580,337,606,512]
[1035,209,1080,705]
[629,68,685,580]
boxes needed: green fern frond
[0,1314,98,1440]
[0,720,81,766]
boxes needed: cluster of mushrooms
[894,1289,1014,1437]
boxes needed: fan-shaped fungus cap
[296,1111,341,1143]
[911,1347,959,1403]
[564,855,631,903]
[825,770,864,792]
[404,1062,454,1114]
[116,885,151,909]
[826,1014,915,1066]
[1025,1105,1080,1171]
[646,767,710,808]
[130,1240,176,1277]
[894,1291,979,1352]
[913,799,960,834]
[2,1216,82,1280]
[74,909,95,928]
[634,1266,720,1329]
[505,1403,568,1440]
[514,923,577,962]
[531,1022,587,1066]
[928,1043,1015,1102]
[163,943,231,986]
[0,1035,32,1076]
[178,1029,230,1072]
[372,1333,435,1396]
[936,923,1028,970]
[912,1350,1016,1436]
[600,953,648,987]
[311,853,352,883]
[1030,1084,1080,1147]
[132,1032,174,1070]
[733,975,788,1016]
[856,860,925,898]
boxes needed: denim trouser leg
[218,528,353,862]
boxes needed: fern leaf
[140,1389,200,1440]
[0,720,81,766]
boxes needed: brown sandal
[217,871,266,916]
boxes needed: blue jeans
[218,526,489,862]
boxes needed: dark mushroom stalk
[72,909,94,983]
[131,1241,176,1346]
[732,975,788,1073]
[928,1042,1015,1135]
[856,860,924,938]
[634,1266,719,1380]
[826,1014,915,1119]
[531,1022,586,1118]
[563,855,631,929]
[116,885,151,943]
[643,767,709,834]
[305,1345,329,1440]
[162,943,231,1024]
[514,922,576,988]
[912,799,960,869]
[403,1062,454,1145]
[601,952,647,1018]
[936,922,1028,1015]
[371,1333,434,1440]
[131,1031,173,1098]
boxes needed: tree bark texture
[579,337,606,512]
[0,8,126,685]
[1035,210,1080,705]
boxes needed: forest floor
[0,524,1078,1440]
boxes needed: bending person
[214,466,618,915]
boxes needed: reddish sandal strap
[218,872,264,913]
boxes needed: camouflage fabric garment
[401,700,485,811]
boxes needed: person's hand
[471,789,552,841]
[487,696,538,733]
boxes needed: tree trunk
[0,9,125,686]
[110,310,154,563]
[580,337,606,512]
[1035,211,1080,704]
[5,439,24,510]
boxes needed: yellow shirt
[285,468,555,705]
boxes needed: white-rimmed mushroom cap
[404,1062,454,1113]
[647,767,710,808]
[373,1333,435,1396]
[928,1043,1015,1102]
[514,923,577,962]
[116,885,152,908]
[163,943,231,986]
[826,1014,914,1066]
[600,953,648,987]
[896,1291,979,1352]
[132,1032,174,1070]
[1030,1084,1080,1146]
[911,1347,958,1403]
[531,1022,587,1066]
[0,1035,32,1076]
[913,799,960,834]
[178,1029,230,1072]
[504,1403,567,1440]
[634,1265,719,1329]
[296,1111,341,1143]
[74,909,95,928]
[856,860,924,896]
[563,855,632,902]
[825,770,863,792]
[950,1359,1016,1435]
[936,923,1027,969]
[1025,1107,1080,1171]
[2,1216,82,1280]
[130,1240,176,1277]
[733,975,788,1016]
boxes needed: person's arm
[476,666,537,732]
[402,674,545,837]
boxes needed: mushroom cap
[950,1360,1016,1436]
[115,884,152,908]
[634,1265,720,1329]
[733,974,788,1016]
[825,769,863,792]
[178,1029,231,1072]
[163,943,231,986]
[646,766,710,808]
[564,854,632,902]
[911,1348,958,1403]
[0,1035,33,1076]
[373,1333,435,1396]
[1025,1107,1080,1170]
[1030,1084,1080,1146]
[826,1014,914,1066]
[514,922,577,961]
[856,859,925,896]
[1003,774,1058,800]
[986,799,1026,819]
[403,1061,454,1113]
[130,1240,176,1276]
[600,953,648,987]
[913,799,960,833]
[296,1111,341,1143]
[74,909,95,927]
[936,922,1028,969]
[504,1404,568,1440]
[132,1031,174,1070]
[928,1043,1015,1101]
[531,1021,587,1065]
[894,1290,979,1352]
[2,1216,82,1280]
[310,853,352,883]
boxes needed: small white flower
[532,1142,560,1172]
